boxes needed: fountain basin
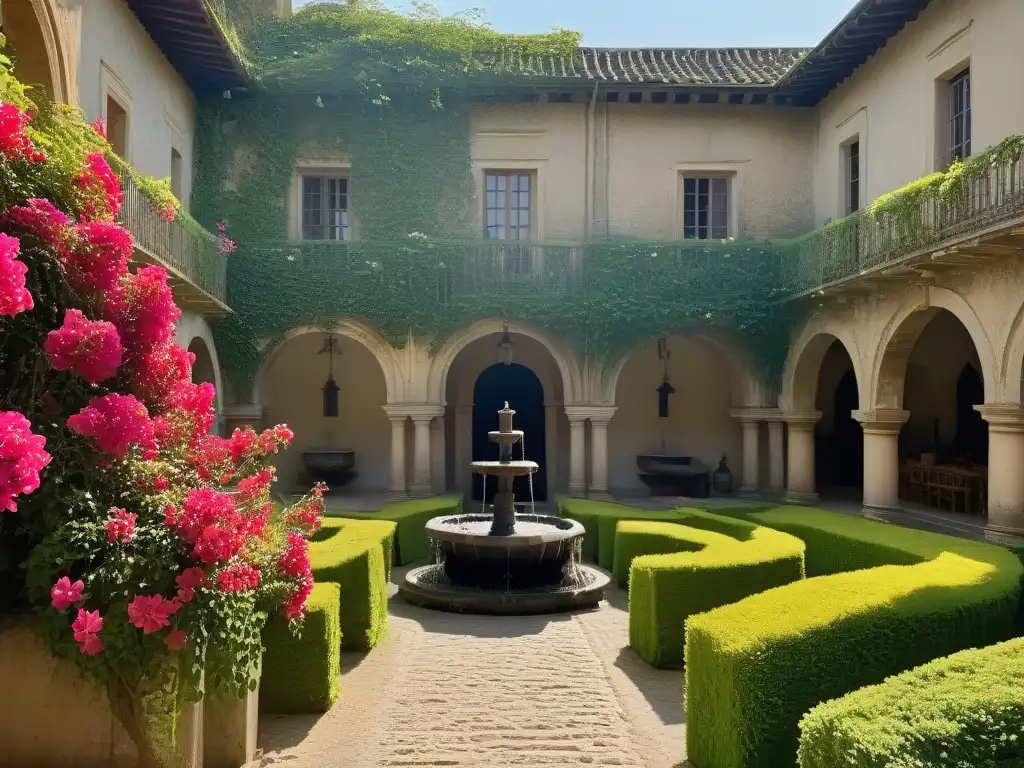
[302,450,357,487]
[470,460,538,478]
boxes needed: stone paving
[256,572,687,768]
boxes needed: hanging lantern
[656,337,675,418]
[317,334,342,418]
[497,320,514,366]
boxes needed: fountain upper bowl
[425,513,583,549]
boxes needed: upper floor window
[484,171,532,240]
[845,140,860,215]
[105,94,129,159]
[950,69,971,162]
[683,175,729,240]
[301,174,350,241]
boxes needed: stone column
[784,411,821,503]
[382,408,408,498]
[588,407,617,499]
[853,409,910,510]
[767,417,786,496]
[976,405,1024,539]
[431,414,446,494]
[410,415,434,497]
[565,406,588,497]
[729,409,762,495]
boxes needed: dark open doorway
[954,363,986,463]
[472,363,547,502]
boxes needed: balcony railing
[784,143,1024,297]
[118,173,228,310]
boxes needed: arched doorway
[188,337,216,387]
[472,363,547,502]
[814,340,863,499]
[3,0,60,101]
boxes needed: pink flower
[164,628,187,652]
[66,393,154,459]
[216,221,236,255]
[155,201,176,222]
[76,152,122,219]
[44,309,123,384]
[237,467,274,506]
[217,563,261,593]
[103,265,180,358]
[153,476,169,492]
[90,118,107,141]
[50,576,85,611]
[166,488,249,564]
[127,594,177,634]
[0,233,33,316]
[72,608,103,656]
[65,220,132,293]
[0,411,51,513]
[278,532,310,579]
[175,566,207,603]
[0,103,43,163]
[104,507,137,543]
[2,199,70,249]
[282,575,313,621]
[128,342,194,407]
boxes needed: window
[846,140,860,214]
[683,176,729,239]
[170,148,183,202]
[301,174,350,241]
[105,94,128,159]
[484,171,532,240]
[950,69,971,162]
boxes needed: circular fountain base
[400,564,610,615]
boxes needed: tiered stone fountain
[399,403,609,614]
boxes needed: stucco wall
[813,0,1024,224]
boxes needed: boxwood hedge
[325,496,461,565]
[686,506,1024,768]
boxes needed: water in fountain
[398,403,610,614]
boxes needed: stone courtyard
[256,570,685,768]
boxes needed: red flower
[0,233,33,317]
[237,467,275,506]
[104,507,137,543]
[278,532,311,579]
[103,265,180,359]
[2,198,70,249]
[50,576,85,611]
[66,393,155,459]
[64,220,132,293]
[282,575,313,621]
[0,410,51,513]
[127,594,177,634]
[167,488,249,564]
[75,152,122,219]
[164,628,187,652]
[0,103,43,163]
[175,566,207,603]
[129,343,194,408]
[72,608,103,656]
[153,476,169,491]
[155,201,176,222]
[44,309,123,385]
[217,563,261,593]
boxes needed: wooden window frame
[483,169,535,241]
[681,174,731,240]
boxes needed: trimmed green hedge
[261,582,341,714]
[621,512,805,668]
[326,496,461,565]
[556,498,690,568]
[686,506,1024,768]
[310,517,395,650]
[798,637,1024,768]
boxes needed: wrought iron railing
[118,173,227,305]
[783,150,1024,297]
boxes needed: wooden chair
[934,469,970,514]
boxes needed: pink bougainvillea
[2,198,71,249]
[44,309,124,385]
[166,487,249,564]
[50,576,85,611]
[155,201,177,223]
[0,103,44,164]
[175,567,207,603]
[282,574,314,621]
[64,220,133,293]
[76,152,122,219]
[277,531,311,579]
[217,563,261,593]
[284,481,326,535]
[66,393,155,459]
[0,233,33,317]
[104,507,137,543]
[72,608,104,656]
[0,410,51,513]
[128,342,194,407]
[127,594,179,634]
[216,221,236,255]
[104,265,180,358]
[90,118,107,141]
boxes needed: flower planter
[204,668,260,768]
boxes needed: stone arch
[427,318,582,406]
[780,319,865,413]
[253,319,404,406]
[5,0,71,104]
[603,330,768,407]
[1000,298,1024,404]
[174,312,224,417]
[869,287,996,409]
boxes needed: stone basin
[302,450,357,487]
[470,460,539,478]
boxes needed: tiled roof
[509,48,809,86]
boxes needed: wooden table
[901,460,987,516]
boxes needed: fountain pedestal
[399,404,609,615]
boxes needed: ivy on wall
[190,3,794,400]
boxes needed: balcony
[118,173,230,315]
[784,137,1024,299]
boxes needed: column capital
[565,405,617,424]
[852,408,910,433]
[783,411,822,429]
[975,404,1024,431]
[383,403,446,421]
[729,407,784,424]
